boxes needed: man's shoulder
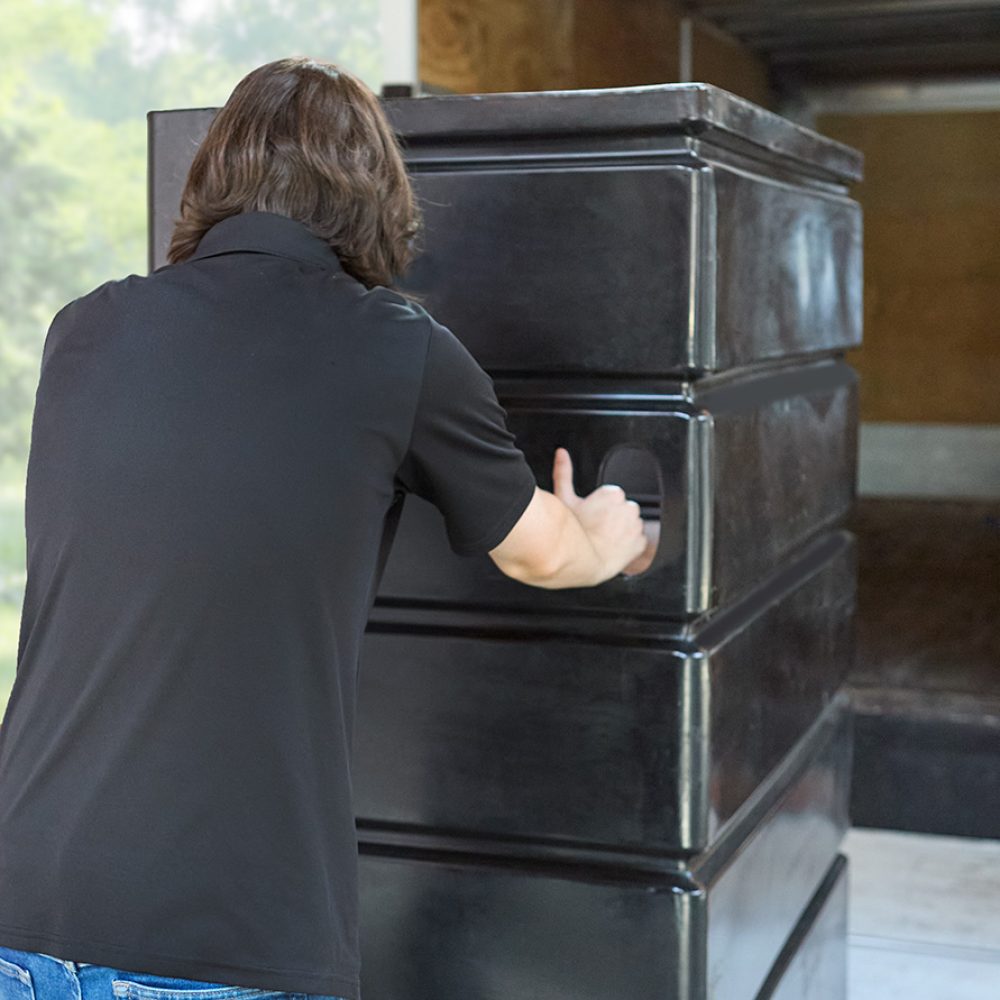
[347,285,456,359]
[351,283,434,327]
[49,273,146,329]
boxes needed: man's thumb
[552,447,579,504]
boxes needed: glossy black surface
[148,88,860,998]
[356,531,854,854]
[147,92,862,376]
[373,360,857,618]
[394,160,860,376]
[756,853,848,1000]
[357,694,851,1000]
[379,83,863,183]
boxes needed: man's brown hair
[167,57,421,291]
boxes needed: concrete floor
[843,826,1000,998]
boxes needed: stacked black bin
[148,83,863,1000]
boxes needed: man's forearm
[488,480,648,590]
[523,495,607,589]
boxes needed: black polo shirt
[0,211,537,999]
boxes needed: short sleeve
[395,319,537,556]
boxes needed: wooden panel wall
[691,16,775,110]
[418,0,774,108]
[417,2,997,426]
[816,110,1000,425]
[418,0,578,93]
[570,0,680,90]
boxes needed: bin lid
[382,82,863,184]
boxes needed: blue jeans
[0,947,351,1000]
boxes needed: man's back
[0,211,538,999]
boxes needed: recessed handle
[597,443,664,579]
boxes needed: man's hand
[621,518,660,576]
[551,446,649,579]
[488,447,657,589]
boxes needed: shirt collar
[188,211,345,272]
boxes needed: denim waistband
[39,952,97,970]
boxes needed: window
[0,0,414,714]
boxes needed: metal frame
[380,0,419,92]
[779,75,1000,123]
[858,423,1000,499]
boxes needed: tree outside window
[1,0,385,712]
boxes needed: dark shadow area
[846,496,1000,837]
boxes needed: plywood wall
[690,16,774,110]
[816,110,1000,425]
[570,0,680,90]
[418,0,578,93]
[415,3,997,428]
[418,0,774,108]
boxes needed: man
[0,57,650,1000]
